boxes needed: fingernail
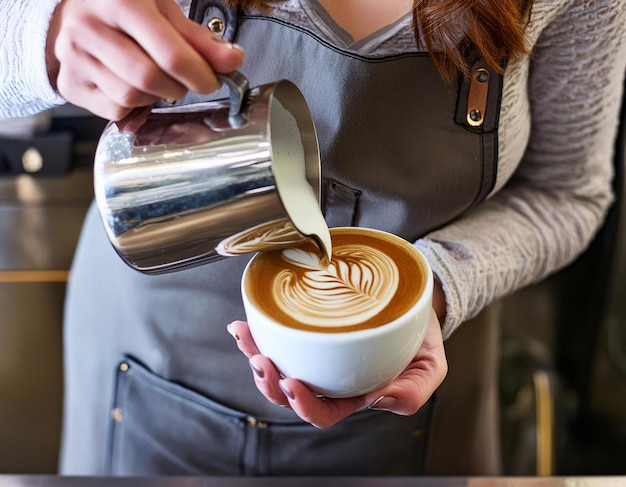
[367,396,395,411]
[228,43,245,63]
[227,324,239,341]
[231,43,245,55]
[211,35,245,54]
[249,359,264,379]
[279,380,295,400]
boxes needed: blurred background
[0,105,106,473]
[0,90,625,475]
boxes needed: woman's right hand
[46,0,245,120]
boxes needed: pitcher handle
[218,71,250,128]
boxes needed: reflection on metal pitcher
[93,72,330,274]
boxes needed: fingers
[249,355,292,408]
[227,320,260,358]
[158,0,246,80]
[227,312,448,429]
[227,321,382,427]
[282,312,447,424]
[111,0,245,93]
[368,311,448,415]
[74,23,188,100]
[228,321,289,408]
[278,379,371,428]
[244,356,374,425]
[49,0,245,119]
[55,51,163,120]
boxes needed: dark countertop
[1,477,624,487]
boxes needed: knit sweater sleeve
[0,0,196,118]
[0,0,67,117]
[415,0,626,339]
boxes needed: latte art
[244,227,427,333]
[242,226,433,397]
[275,246,399,327]
[216,219,305,256]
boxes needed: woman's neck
[316,0,413,41]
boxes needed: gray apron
[59,1,503,476]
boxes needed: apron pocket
[106,356,433,476]
[322,179,361,228]
[263,403,434,476]
[106,356,248,475]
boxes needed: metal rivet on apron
[22,147,43,173]
[111,408,124,422]
[119,362,130,373]
[246,416,268,428]
[475,68,489,84]
[207,17,225,35]
[469,109,482,122]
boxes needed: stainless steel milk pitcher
[93,72,330,274]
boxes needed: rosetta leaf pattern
[275,245,399,327]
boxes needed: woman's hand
[228,309,447,428]
[46,0,244,120]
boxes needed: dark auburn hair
[414,0,533,79]
[224,0,533,79]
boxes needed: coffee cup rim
[241,226,433,339]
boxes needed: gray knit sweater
[2,0,625,337]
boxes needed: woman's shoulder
[528,0,626,37]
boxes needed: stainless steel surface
[219,71,250,126]
[0,167,93,473]
[1,477,625,487]
[0,170,93,270]
[94,74,327,274]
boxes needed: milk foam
[273,245,400,327]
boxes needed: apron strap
[455,55,506,204]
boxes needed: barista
[2,0,625,476]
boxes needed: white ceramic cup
[241,227,433,398]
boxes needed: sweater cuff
[1,0,66,117]
[414,239,466,340]
[25,0,67,110]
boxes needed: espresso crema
[245,228,427,332]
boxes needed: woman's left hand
[227,309,447,428]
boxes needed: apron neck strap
[189,0,239,41]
